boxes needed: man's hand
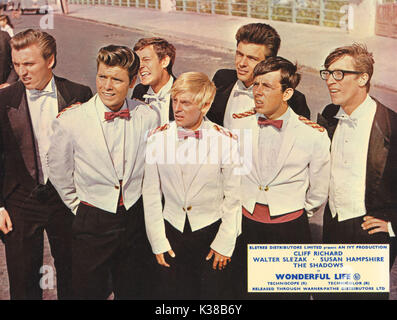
[0,83,10,89]
[155,249,176,268]
[0,209,13,234]
[206,249,231,270]
[362,215,389,235]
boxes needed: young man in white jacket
[47,45,158,299]
[143,72,241,299]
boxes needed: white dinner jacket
[231,108,331,217]
[47,94,159,214]
[142,119,241,257]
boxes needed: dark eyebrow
[236,50,261,61]
[247,55,260,61]
[254,80,273,89]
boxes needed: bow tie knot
[29,89,55,100]
[177,129,202,140]
[143,93,167,102]
[258,117,283,129]
[104,109,130,121]
[233,89,253,97]
[335,114,358,127]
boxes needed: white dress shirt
[26,76,58,184]
[223,80,254,129]
[1,25,14,37]
[143,76,173,126]
[96,98,127,181]
[329,95,395,236]
[329,95,376,221]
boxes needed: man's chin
[139,76,152,86]
[22,82,34,89]
[175,119,184,127]
[236,74,252,86]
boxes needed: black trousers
[151,219,230,300]
[230,212,312,300]
[71,197,153,300]
[3,183,73,300]
[317,204,392,300]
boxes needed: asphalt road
[1,13,396,300]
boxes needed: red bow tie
[258,117,283,129]
[177,130,202,140]
[104,109,130,121]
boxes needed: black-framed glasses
[320,69,362,81]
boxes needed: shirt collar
[147,75,174,100]
[26,76,56,96]
[236,79,252,91]
[96,95,128,122]
[256,106,291,124]
[334,95,375,123]
[177,117,207,133]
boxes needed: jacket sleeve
[47,117,80,214]
[142,134,171,254]
[305,130,331,216]
[210,136,241,257]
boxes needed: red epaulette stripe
[148,123,169,138]
[56,102,82,118]
[232,109,256,119]
[213,124,238,140]
[298,116,325,132]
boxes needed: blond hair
[171,72,216,114]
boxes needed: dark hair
[97,45,140,81]
[235,23,281,57]
[10,29,57,68]
[133,37,176,75]
[324,43,374,92]
[253,56,301,91]
[0,15,13,29]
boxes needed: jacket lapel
[7,81,38,181]
[265,112,298,185]
[122,99,140,183]
[168,123,186,195]
[210,71,237,126]
[247,116,261,183]
[168,98,174,121]
[84,95,119,181]
[365,100,391,202]
[55,76,78,112]
[184,121,213,196]
[168,75,176,121]
[317,110,339,141]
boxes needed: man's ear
[161,56,171,70]
[283,88,294,102]
[129,76,137,88]
[201,102,211,115]
[46,54,55,69]
[358,73,369,88]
